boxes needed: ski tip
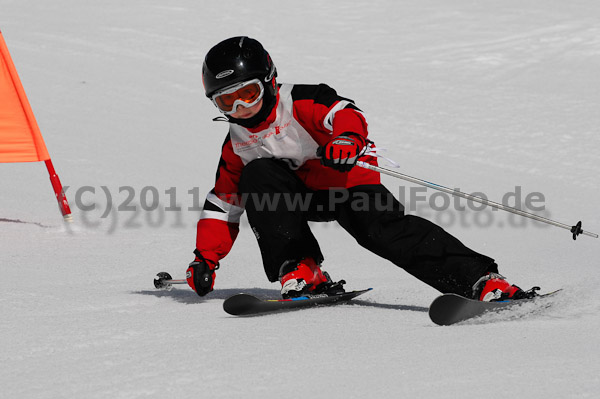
[428,289,563,326]
[223,293,262,316]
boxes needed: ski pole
[154,272,187,290]
[356,161,598,240]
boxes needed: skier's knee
[242,158,281,178]
[239,158,296,193]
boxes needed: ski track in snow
[1,1,600,398]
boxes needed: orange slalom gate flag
[0,30,72,221]
[0,31,50,162]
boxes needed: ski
[223,288,373,316]
[428,289,562,326]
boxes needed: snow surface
[1,1,600,398]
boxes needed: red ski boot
[279,257,345,299]
[472,273,540,302]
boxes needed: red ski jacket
[195,83,380,265]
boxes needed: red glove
[319,132,365,172]
[186,258,218,296]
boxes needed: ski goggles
[211,79,265,115]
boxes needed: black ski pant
[238,158,498,297]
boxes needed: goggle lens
[213,81,263,113]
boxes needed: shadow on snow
[133,287,281,304]
[134,287,428,312]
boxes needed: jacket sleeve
[195,134,245,265]
[290,83,369,146]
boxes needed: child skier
[186,36,537,302]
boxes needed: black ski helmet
[202,36,277,99]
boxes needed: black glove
[319,132,365,172]
[186,259,218,296]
